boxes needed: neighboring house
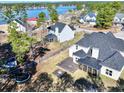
[79,12,97,25]
[46,22,75,43]
[13,19,34,32]
[26,17,38,26]
[114,13,124,25]
[69,32,124,80]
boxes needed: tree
[37,12,46,27]
[24,72,53,92]
[76,3,82,10]
[96,4,116,29]
[109,79,124,92]
[48,8,58,23]
[52,72,74,92]
[8,22,35,64]
[110,1,122,12]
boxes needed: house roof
[78,57,102,70]
[76,32,124,61]
[87,12,96,18]
[101,52,124,71]
[45,34,57,39]
[73,50,87,58]
[47,22,75,33]
[26,17,38,21]
[115,13,124,19]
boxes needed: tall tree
[96,4,116,29]
[37,12,46,27]
[8,22,35,64]
[49,8,58,23]
[76,3,82,10]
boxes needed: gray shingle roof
[78,57,102,70]
[73,50,87,58]
[115,13,124,19]
[76,32,124,61]
[45,34,57,39]
[47,22,74,33]
[100,52,124,71]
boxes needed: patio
[57,57,78,73]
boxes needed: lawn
[33,31,120,91]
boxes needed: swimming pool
[0,5,76,24]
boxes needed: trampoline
[15,73,31,83]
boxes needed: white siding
[72,55,80,64]
[13,20,26,32]
[92,48,99,59]
[100,66,123,80]
[59,25,74,42]
[120,51,124,57]
[114,17,120,23]
[69,44,90,57]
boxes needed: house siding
[69,45,90,57]
[58,25,74,42]
[92,48,99,59]
[100,66,122,80]
[13,20,26,32]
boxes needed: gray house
[69,32,124,80]
[46,22,75,43]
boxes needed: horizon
[0,0,123,3]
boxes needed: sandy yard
[0,24,9,33]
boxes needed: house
[13,19,34,32]
[69,32,124,80]
[79,12,97,25]
[114,13,124,25]
[46,22,75,43]
[26,17,38,26]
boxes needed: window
[75,57,79,61]
[88,67,92,73]
[76,45,78,50]
[106,69,112,76]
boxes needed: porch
[77,57,102,76]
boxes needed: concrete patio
[57,57,78,73]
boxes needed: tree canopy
[96,2,121,29]
[37,12,46,27]
[8,22,36,64]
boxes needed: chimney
[55,27,59,34]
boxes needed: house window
[106,69,112,76]
[76,45,78,50]
[88,67,92,74]
[75,57,79,61]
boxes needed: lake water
[0,6,76,24]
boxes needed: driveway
[57,57,78,73]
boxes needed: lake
[0,5,76,24]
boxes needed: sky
[0,0,123,2]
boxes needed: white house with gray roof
[79,12,97,25]
[69,32,124,80]
[46,22,75,43]
[114,13,124,25]
[13,19,34,32]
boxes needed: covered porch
[77,57,102,76]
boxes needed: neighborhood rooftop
[78,57,102,70]
[101,52,124,71]
[47,22,75,33]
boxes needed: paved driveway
[57,57,78,73]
